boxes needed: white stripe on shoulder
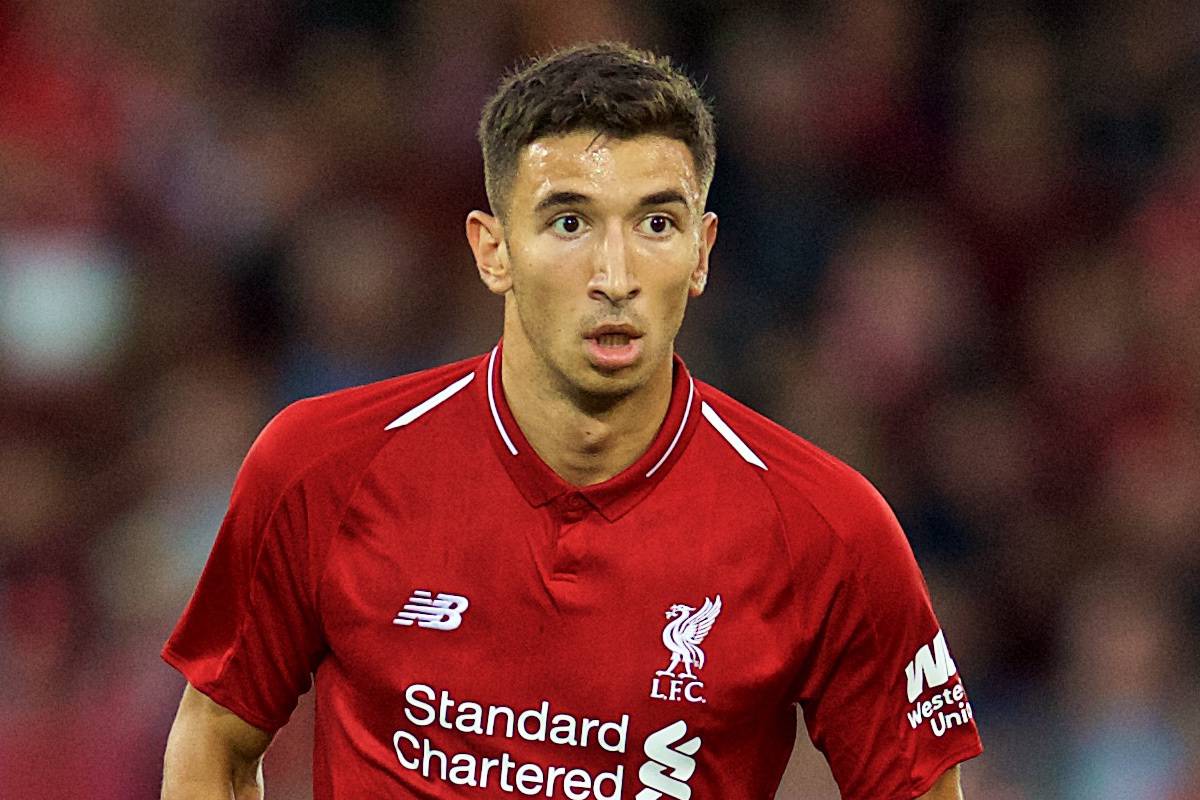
[701,400,768,470]
[384,372,475,430]
[646,375,695,478]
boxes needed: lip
[583,324,644,370]
[585,323,643,339]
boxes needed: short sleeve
[161,407,330,733]
[795,480,982,799]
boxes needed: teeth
[597,333,630,346]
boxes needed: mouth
[583,324,644,370]
[585,324,642,346]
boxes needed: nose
[588,221,640,305]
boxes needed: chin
[570,365,644,401]
[582,369,641,392]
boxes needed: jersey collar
[476,341,701,522]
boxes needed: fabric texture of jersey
[164,345,983,799]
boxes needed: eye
[639,214,676,236]
[550,215,586,236]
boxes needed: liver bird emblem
[656,595,722,679]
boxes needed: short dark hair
[478,41,716,218]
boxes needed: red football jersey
[164,345,982,799]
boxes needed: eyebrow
[533,191,589,214]
[638,190,690,209]
[532,189,692,214]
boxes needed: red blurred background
[0,1,1197,797]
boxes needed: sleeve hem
[161,644,285,734]
[845,742,983,800]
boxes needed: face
[468,132,718,401]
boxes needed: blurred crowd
[1,0,1197,797]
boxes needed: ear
[689,212,718,297]
[466,210,511,295]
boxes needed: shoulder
[239,355,484,501]
[695,381,898,559]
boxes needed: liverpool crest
[650,595,722,704]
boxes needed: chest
[317,462,804,731]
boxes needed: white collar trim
[645,375,695,478]
[487,346,519,455]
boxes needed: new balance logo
[905,629,957,702]
[393,590,470,631]
[637,720,701,800]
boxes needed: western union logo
[904,629,957,702]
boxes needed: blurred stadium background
[1,0,1198,797]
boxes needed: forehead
[510,132,702,209]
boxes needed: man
[162,42,981,799]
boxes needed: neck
[500,337,674,487]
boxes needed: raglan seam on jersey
[315,441,391,638]
[758,472,869,782]
[757,465,916,790]
[849,482,931,796]
[747,467,811,705]
[810,472,975,795]
[219,401,396,721]
[207,399,328,729]
[170,358,490,733]
[273,397,396,638]
[227,505,332,719]
[838,504,923,793]
[842,532,917,787]
[284,365,484,632]
[777,489,854,705]
[318,364,485,621]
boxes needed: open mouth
[593,332,634,347]
[583,326,643,369]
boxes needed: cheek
[509,243,551,298]
[509,246,585,335]
[641,246,698,302]
[641,271,693,339]
[513,236,585,287]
